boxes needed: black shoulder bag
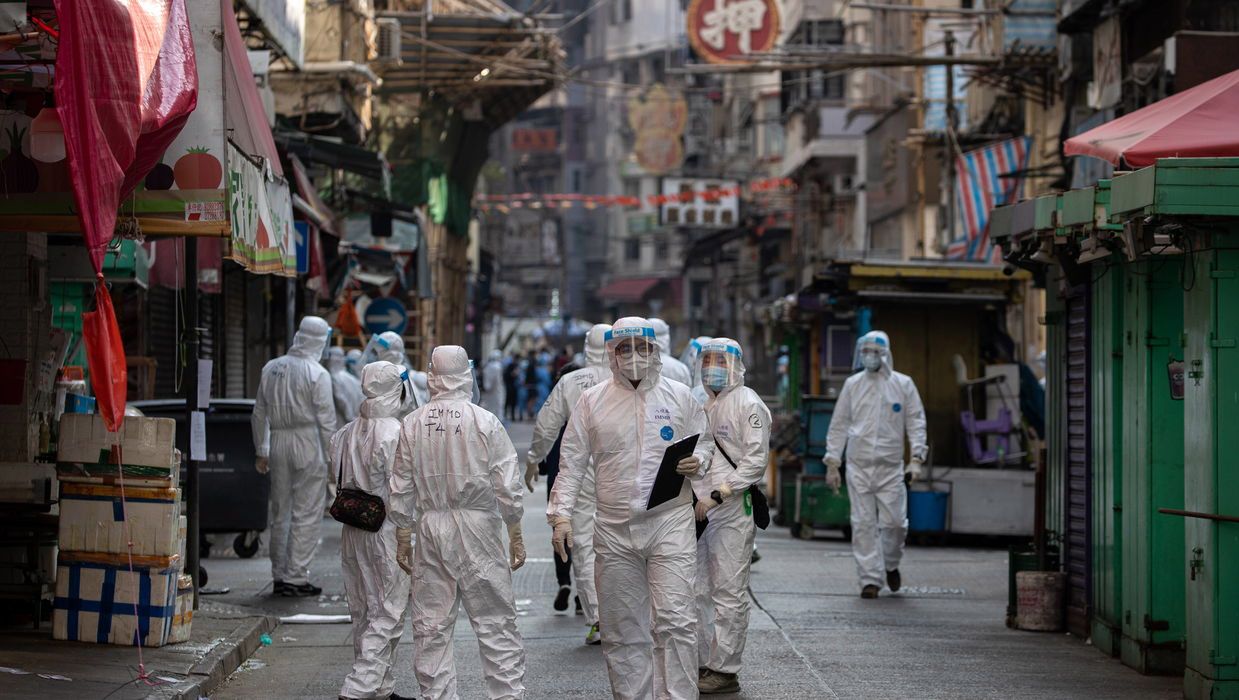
[714,438,771,530]
[329,457,387,533]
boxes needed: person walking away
[326,346,365,428]
[549,318,714,699]
[346,348,364,380]
[648,318,693,387]
[690,339,771,694]
[251,316,338,596]
[533,356,552,413]
[390,345,528,699]
[331,361,414,700]
[525,323,612,643]
[480,350,507,419]
[822,330,927,598]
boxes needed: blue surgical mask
[702,367,729,391]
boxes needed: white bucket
[1015,570,1065,632]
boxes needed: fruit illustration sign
[627,84,688,175]
[227,142,295,276]
[687,0,780,65]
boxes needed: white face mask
[621,355,652,382]
[861,352,882,372]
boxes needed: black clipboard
[646,434,700,510]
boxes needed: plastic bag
[82,285,127,433]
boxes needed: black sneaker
[751,548,762,564]
[272,580,288,596]
[390,694,417,700]
[886,569,902,592]
[553,585,571,611]
[575,595,583,615]
[282,582,322,597]
[861,584,880,599]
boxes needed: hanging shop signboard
[686,0,780,65]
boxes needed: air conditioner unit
[377,18,402,66]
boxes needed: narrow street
[210,422,1178,700]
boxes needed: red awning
[596,277,664,303]
[1065,69,1239,168]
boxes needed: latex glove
[676,455,701,477]
[508,523,526,571]
[825,463,842,495]
[906,459,923,483]
[551,516,572,561]
[524,459,539,492]
[255,456,269,474]
[396,527,413,575]
[823,455,842,470]
[695,499,717,522]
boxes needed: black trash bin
[130,399,268,558]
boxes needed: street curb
[150,613,277,700]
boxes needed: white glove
[551,516,572,561]
[676,455,701,477]
[906,459,923,483]
[524,458,539,492]
[255,456,269,474]
[825,463,842,495]
[694,499,717,522]
[396,527,413,575]
[508,523,526,571]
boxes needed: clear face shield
[853,332,891,373]
[606,325,658,383]
[699,341,742,393]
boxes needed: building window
[623,177,640,200]
[655,235,670,260]
[612,0,633,24]
[571,169,583,193]
[625,237,640,261]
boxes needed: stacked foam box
[168,574,194,644]
[53,414,190,647]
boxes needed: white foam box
[52,550,181,647]
[0,462,58,505]
[177,515,186,562]
[168,574,194,644]
[58,450,180,489]
[57,414,177,471]
[58,482,181,556]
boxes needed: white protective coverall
[679,336,712,406]
[550,317,714,700]
[346,348,364,380]
[527,323,612,629]
[326,346,365,427]
[390,345,527,700]
[823,331,928,591]
[691,339,771,678]
[480,350,507,417]
[649,318,693,387]
[251,316,338,586]
[331,361,410,700]
[366,331,420,417]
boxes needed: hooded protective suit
[326,346,365,427]
[331,362,410,700]
[346,348,364,380]
[480,350,506,417]
[390,345,526,700]
[691,339,771,680]
[527,324,612,630]
[251,316,338,587]
[550,317,714,700]
[680,336,712,406]
[648,318,693,387]
[823,331,927,591]
[366,331,420,418]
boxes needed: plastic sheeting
[55,0,199,431]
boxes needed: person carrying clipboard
[547,317,715,700]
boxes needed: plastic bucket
[907,490,948,532]
[1015,571,1065,631]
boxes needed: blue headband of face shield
[377,336,391,349]
[605,326,656,342]
[700,343,741,358]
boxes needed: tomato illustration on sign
[173,147,223,190]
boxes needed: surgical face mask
[861,350,882,372]
[620,354,652,382]
[702,366,729,391]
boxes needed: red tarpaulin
[1065,69,1239,168]
[56,0,199,431]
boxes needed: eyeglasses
[615,340,654,358]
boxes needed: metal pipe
[1158,508,1239,524]
[185,239,201,609]
[269,61,383,86]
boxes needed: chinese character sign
[687,0,780,65]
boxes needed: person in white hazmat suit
[822,330,928,598]
[549,317,714,700]
[251,316,338,596]
[326,346,365,427]
[480,349,507,418]
[680,336,712,406]
[365,331,420,417]
[330,361,414,700]
[690,339,771,695]
[346,348,364,380]
[525,323,612,646]
[390,345,528,700]
[648,318,693,387]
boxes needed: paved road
[209,421,1180,699]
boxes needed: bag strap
[714,435,739,471]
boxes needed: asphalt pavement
[209,420,1181,700]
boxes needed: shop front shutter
[1064,284,1092,637]
[223,266,246,398]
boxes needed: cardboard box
[58,414,177,470]
[58,482,181,556]
[168,574,193,644]
[52,551,181,647]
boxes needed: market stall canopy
[1064,68,1239,168]
[596,277,664,303]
